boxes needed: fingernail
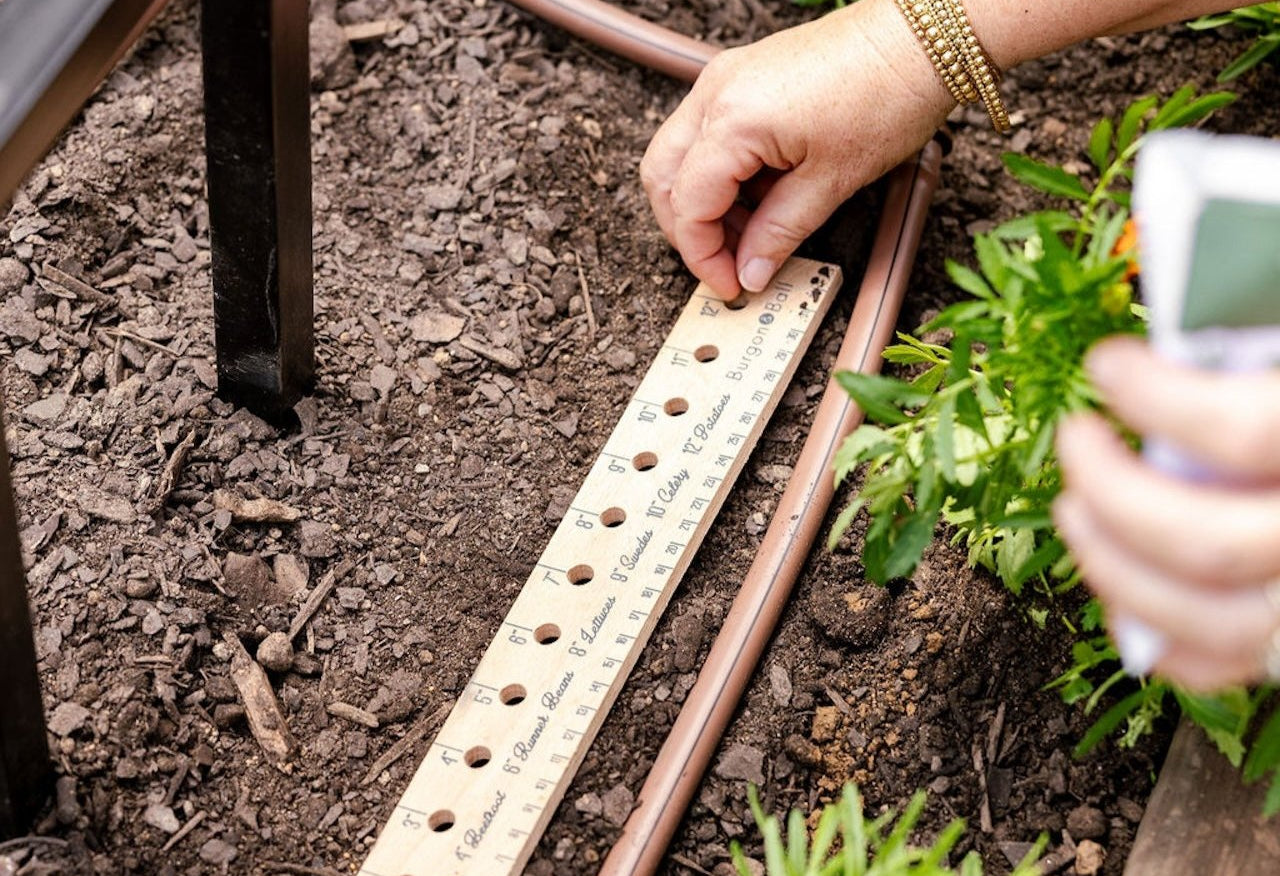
[739,258,777,293]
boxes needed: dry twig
[360,701,451,785]
[42,264,134,317]
[574,253,597,341]
[160,810,207,852]
[152,428,197,512]
[224,632,297,767]
[288,558,356,641]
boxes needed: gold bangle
[932,0,1011,133]
[895,0,1011,134]
[894,0,975,106]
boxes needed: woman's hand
[640,0,953,299]
[1055,335,1280,691]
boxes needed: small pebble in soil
[1074,839,1106,875]
[1067,804,1108,841]
[714,744,766,785]
[574,793,602,817]
[256,632,295,673]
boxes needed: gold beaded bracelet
[897,0,1011,134]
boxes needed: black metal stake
[201,0,313,422]
[0,412,53,837]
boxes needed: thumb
[734,170,847,292]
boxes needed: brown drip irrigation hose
[509,3,943,872]
[507,0,717,83]
[599,142,943,876]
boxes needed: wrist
[850,0,958,117]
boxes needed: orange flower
[1112,218,1140,281]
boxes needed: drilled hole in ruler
[500,684,527,705]
[568,564,594,586]
[694,344,719,363]
[724,295,747,310]
[601,507,626,527]
[535,623,561,644]
[428,810,455,832]
[464,746,491,768]
[664,397,689,416]
[632,451,658,471]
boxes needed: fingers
[1052,491,1275,661]
[1087,336,1280,480]
[641,96,706,254]
[1152,643,1261,693]
[734,168,850,292]
[666,134,768,298]
[1057,414,1280,586]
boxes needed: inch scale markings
[360,257,841,875]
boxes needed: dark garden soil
[2,1,1279,874]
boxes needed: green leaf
[1087,117,1113,170]
[1218,35,1280,81]
[827,498,865,550]
[833,425,891,484]
[1012,537,1066,585]
[1189,12,1238,28]
[1244,703,1280,783]
[1075,689,1148,757]
[946,259,996,300]
[1163,90,1239,125]
[787,807,806,873]
[808,805,840,869]
[992,210,1077,240]
[911,363,946,393]
[996,527,1036,592]
[974,233,1011,291]
[842,785,866,876]
[1150,84,1197,130]
[1265,776,1280,818]
[1021,417,1058,479]
[834,372,930,425]
[884,508,940,580]
[1116,95,1159,154]
[1002,153,1090,201]
[1176,689,1252,766]
[936,396,957,481]
[1086,208,1131,265]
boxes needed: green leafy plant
[1190,3,1280,81]
[827,86,1239,592]
[827,85,1280,815]
[731,784,1044,876]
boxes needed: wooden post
[200,0,313,422]
[0,411,53,836]
[1126,718,1280,874]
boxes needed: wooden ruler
[360,257,842,876]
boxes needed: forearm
[963,0,1247,69]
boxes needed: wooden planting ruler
[360,257,842,876]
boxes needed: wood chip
[151,429,197,512]
[42,263,134,317]
[360,701,450,786]
[213,489,303,524]
[342,19,402,42]
[328,702,379,729]
[458,336,522,370]
[288,558,356,641]
[224,632,297,767]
